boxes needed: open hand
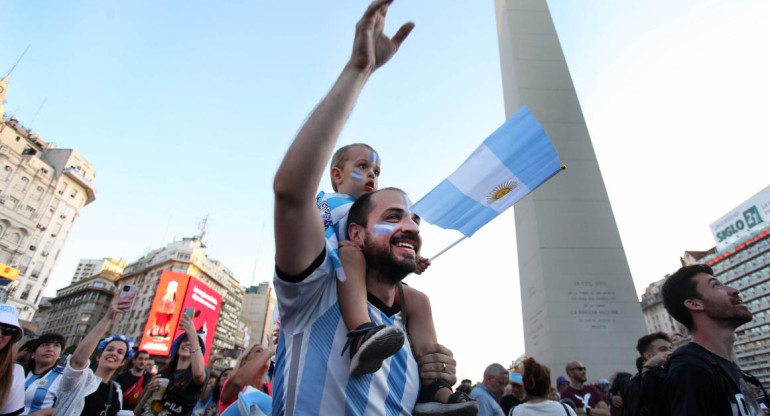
[349,0,414,72]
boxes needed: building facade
[38,271,119,348]
[112,236,244,353]
[0,116,96,322]
[240,282,276,347]
[71,258,126,283]
[640,279,690,343]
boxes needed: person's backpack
[634,351,767,416]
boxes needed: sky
[2,0,769,382]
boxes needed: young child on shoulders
[317,143,476,416]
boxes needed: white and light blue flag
[412,106,563,237]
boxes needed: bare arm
[273,0,414,276]
[70,296,129,370]
[179,314,206,385]
[207,349,224,371]
[221,343,276,405]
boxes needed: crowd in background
[0,298,274,416]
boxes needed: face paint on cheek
[373,222,396,235]
[370,152,379,165]
[350,170,363,182]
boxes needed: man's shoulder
[469,385,486,399]
[667,343,721,374]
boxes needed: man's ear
[684,298,704,311]
[348,223,365,246]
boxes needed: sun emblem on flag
[487,181,517,203]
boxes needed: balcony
[62,167,96,205]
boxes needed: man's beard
[703,297,753,328]
[363,233,417,284]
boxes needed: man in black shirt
[115,349,151,410]
[622,332,672,416]
[660,264,763,415]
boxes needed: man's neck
[571,380,585,390]
[365,273,398,307]
[131,367,144,376]
[692,327,736,360]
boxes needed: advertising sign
[710,185,770,252]
[139,272,223,362]
[172,276,222,363]
[139,271,190,356]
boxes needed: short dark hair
[135,349,149,357]
[635,332,672,356]
[662,264,713,330]
[521,357,551,399]
[347,187,406,230]
[33,333,66,351]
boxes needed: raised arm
[70,296,129,370]
[220,343,276,405]
[273,0,414,275]
[179,313,206,385]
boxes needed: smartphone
[222,348,242,359]
[118,284,137,311]
[183,307,195,320]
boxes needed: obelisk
[494,0,646,380]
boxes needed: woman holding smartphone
[136,312,207,416]
[53,296,134,416]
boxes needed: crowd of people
[1,1,769,416]
[0,297,276,416]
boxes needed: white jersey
[272,243,420,416]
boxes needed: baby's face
[337,145,381,198]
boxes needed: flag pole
[430,236,467,261]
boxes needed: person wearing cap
[0,303,25,416]
[53,295,135,416]
[135,311,208,416]
[556,376,570,396]
[500,372,526,415]
[23,332,66,415]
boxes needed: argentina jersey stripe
[272,334,287,416]
[296,304,342,414]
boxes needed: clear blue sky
[3,0,769,382]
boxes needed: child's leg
[337,244,370,331]
[338,243,405,377]
[402,286,451,404]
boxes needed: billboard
[138,271,222,363]
[710,185,770,252]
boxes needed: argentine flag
[412,106,563,237]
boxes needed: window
[25,205,35,219]
[17,177,30,191]
[7,196,19,209]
